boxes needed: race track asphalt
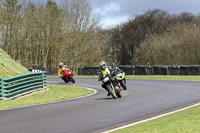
[0,77,200,133]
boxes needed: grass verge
[111,104,200,133]
[0,84,94,110]
[125,75,200,81]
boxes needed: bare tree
[0,0,111,72]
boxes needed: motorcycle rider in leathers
[110,63,123,90]
[110,63,122,72]
[59,62,66,79]
[98,60,111,96]
[59,62,75,84]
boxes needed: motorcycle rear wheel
[121,79,127,90]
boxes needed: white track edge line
[102,102,200,133]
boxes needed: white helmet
[59,62,64,68]
[99,60,106,68]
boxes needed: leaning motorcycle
[102,74,122,99]
[58,68,75,84]
[113,70,127,90]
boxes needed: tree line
[0,0,111,73]
[1,0,200,73]
[108,9,200,65]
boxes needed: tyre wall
[31,65,200,75]
[78,65,200,75]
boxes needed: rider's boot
[106,88,110,96]
[102,84,110,96]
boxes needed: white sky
[22,0,200,29]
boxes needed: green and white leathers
[101,67,110,78]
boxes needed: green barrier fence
[0,72,46,100]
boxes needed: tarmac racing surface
[0,77,200,133]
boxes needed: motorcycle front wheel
[70,77,75,83]
[115,86,122,98]
[107,84,117,99]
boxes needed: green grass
[111,104,200,133]
[0,84,94,110]
[125,75,200,81]
[0,49,29,78]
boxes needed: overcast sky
[87,0,200,28]
[24,0,200,28]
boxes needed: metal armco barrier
[0,72,46,100]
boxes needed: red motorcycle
[58,67,75,86]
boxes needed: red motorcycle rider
[58,62,75,88]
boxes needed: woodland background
[1,0,200,73]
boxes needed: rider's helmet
[99,60,106,69]
[111,63,117,69]
[59,62,65,68]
